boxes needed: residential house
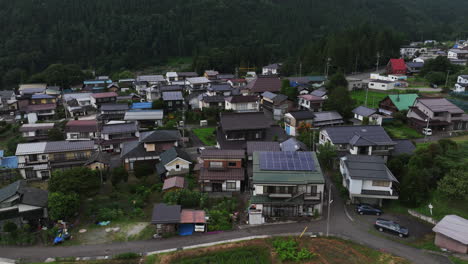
[156,147,191,179]
[368,80,395,91]
[162,91,184,112]
[407,98,468,131]
[298,94,325,112]
[186,77,210,93]
[151,203,206,235]
[216,74,235,81]
[378,94,419,115]
[225,95,259,112]
[249,151,325,224]
[262,63,282,75]
[204,70,219,80]
[199,149,245,192]
[65,120,98,141]
[124,110,163,128]
[136,75,166,86]
[246,76,281,94]
[20,123,55,141]
[63,93,94,117]
[310,88,328,99]
[454,75,468,92]
[432,215,468,254]
[308,76,327,87]
[134,81,148,95]
[319,126,395,160]
[284,111,344,136]
[107,83,120,93]
[261,92,292,120]
[447,49,468,60]
[386,59,407,75]
[0,90,16,110]
[280,138,308,152]
[246,141,280,161]
[18,84,47,96]
[117,93,141,103]
[99,104,129,121]
[18,94,57,121]
[16,141,96,179]
[84,152,111,171]
[177,72,198,81]
[400,45,421,58]
[352,106,384,125]
[120,130,181,171]
[227,79,247,88]
[199,95,225,110]
[162,176,187,192]
[207,84,233,96]
[0,180,48,227]
[118,79,135,90]
[406,62,424,75]
[100,122,139,153]
[346,78,366,91]
[339,155,398,206]
[166,72,178,83]
[90,92,118,108]
[83,77,112,92]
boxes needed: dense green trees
[48,192,80,221]
[1,0,468,88]
[49,167,101,197]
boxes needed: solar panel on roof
[259,151,315,171]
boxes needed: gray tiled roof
[418,98,464,114]
[323,126,394,146]
[202,95,225,103]
[342,155,397,181]
[310,89,327,97]
[246,141,280,156]
[100,104,129,111]
[208,84,232,92]
[352,106,377,117]
[0,181,23,203]
[159,147,191,165]
[392,139,416,155]
[124,110,163,121]
[19,187,48,207]
[313,111,343,122]
[220,112,271,131]
[162,91,183,101]
[200,149,245,159]
[102,122,137,134]
[45,140,95,153]
[288,111,315,120]
[151,203,181,224]
[139,130,181,143]
[280,138,308,152]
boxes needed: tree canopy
[49,167,101,197]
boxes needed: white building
[262,63,282,75]
[368,80,395,91]
[454,75,468,92]
[224,95,259,112]
[340,155,398,206]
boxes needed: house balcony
[269,193,292,198]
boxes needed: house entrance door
[212,183,222,192]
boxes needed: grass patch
[383,124,423,139]
[412,191,468,221]
[171,246,271,264]
[450,256,468,264]
[407,76,430,88]
[351,90,389,108]
[192,127,216,146]
[409,234,440,251]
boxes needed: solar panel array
[259,151,315,171]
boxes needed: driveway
[0,178,450,264]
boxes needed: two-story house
[319,126,396,161]
[199,95,226,110]
[120,130,181,171]
[20,123,55,141]
[156,147,191,179]
[0,180,48,227]
[124,110,164,128]
[65,120,99,141]
[162,91,184,112]
[136,75,166,86]
[246,76,281,94]
[100,122,139,153]
[261,92,292,120]
[378,94,418,115]
[99,104,129,121]
[352,106,385,125]
[217,112,271,149]
[90,92,118,108]
[186,77,210,93]
[198,149,245,192]
[19,94,57,121]
[407,98,468,131]
[224,95,259,112]
[206,84,233,96]
[284,111,344,136]
[454,75,468,92]
[262,63,281,75]
[63,93,94,117]
[0,90,16,111]
[16,141,96,179]
[298,94,325,112]
[249,151,325,224]
[204,70,219,80]
[339,155,398,206]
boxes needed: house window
[209,161,223,168]
[75,152,87,160]
[176,164,180,170]
[40,171,50,179]
[228,162,236,167]
[226,181,236,190]
[372,181,389,187]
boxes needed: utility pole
[325,58,331,78]
[299,62,302,77]
[424,118,430,142]
[375,52,381,72]
[326,185,332,237]
[445,70,451,89]
[364,85,369,107]
[354,54,359,74]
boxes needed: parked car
[356,204,383,215]
[374,218,409,238]
[422,128,432,136]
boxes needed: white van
[422,128,432,136]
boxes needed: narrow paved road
[0,181,450,264]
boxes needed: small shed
[162,176,186,192]
[432,215,468,253]
[151,203,181,234]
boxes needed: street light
[424,118,430,142]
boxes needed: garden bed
[192,127,216,146]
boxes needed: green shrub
[134,163,154,178]
[3,222,17,233]
[272,238,316,262]
[97,208,124,221]
[114,252,140,259]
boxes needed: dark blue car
[356,204,383,216]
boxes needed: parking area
[347,204,434,241]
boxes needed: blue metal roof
[84,79,113,85]
[32,94,55,99]
[0,156,18,169]
[131,102,153,109]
